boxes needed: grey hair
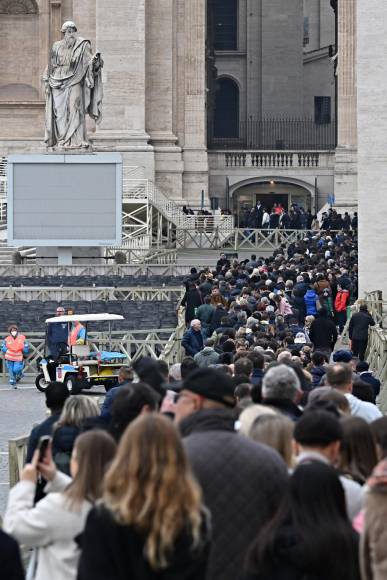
[262,365,301,402]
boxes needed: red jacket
[334,290,350,312]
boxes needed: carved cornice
[0,0,38,14]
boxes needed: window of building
[213,78,239,138]
[314,96,331,124]
[303,17,309,46]
[213,0,238,51]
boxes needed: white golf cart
[35,313,128,394]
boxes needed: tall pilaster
[357,0,387,297]
[146,0,183,198]
[334,0,357,207]
[93,0,154,176]
[181,0,209,204]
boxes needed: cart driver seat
[71,344,91,360]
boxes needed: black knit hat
[182,368,236,408]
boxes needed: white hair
[190,319,201,327]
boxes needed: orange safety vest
[5,334,26,362]
[69,323,84,346]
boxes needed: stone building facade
[0,0,356,215]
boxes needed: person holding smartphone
[4,431,116,580]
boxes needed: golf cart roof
[45,313,125,324]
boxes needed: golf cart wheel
[65,376,82,395]
[35,373,49,392]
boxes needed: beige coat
[361,487,387,580]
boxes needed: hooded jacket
[180,409,288,580]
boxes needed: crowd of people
[2,227,386,580]
[239,202,358,231]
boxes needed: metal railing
[2,328,181,378]
[0,264,196,276]
[123,178,233,232]
[208,117,337,151]
[175,228,325,251]
[340,292,387,413]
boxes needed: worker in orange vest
[1,325,29,388]
[68,321,86,346]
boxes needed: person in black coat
[356,361,381,402]
[253,202,264,228]
[348,304,375,360]
[309,308,338,355]
[77,414,210,580]
[175,368,288,580]
[26,381,70,462]
[243,462,361,580]
[0,529,24,580]
[181,282,203,325]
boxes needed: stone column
[146,0,183,198]
[334,0,358,208]
[357,0,387,297]
[93,0,154,176]
[181,0,209,204]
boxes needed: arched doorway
[213,77,239,138]
[232,179,314,227]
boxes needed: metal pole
[315,177,319,214]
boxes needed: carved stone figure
[43,21,103,149]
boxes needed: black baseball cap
[182,368,236,408]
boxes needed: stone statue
[43,21,103,150]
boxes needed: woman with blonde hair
[249,413,295,470]
[52,395,100,474]
[78,414,211,580]
[4,430,116,580]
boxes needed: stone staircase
[0,240,17,264]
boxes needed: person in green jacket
[196,295,215,338]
